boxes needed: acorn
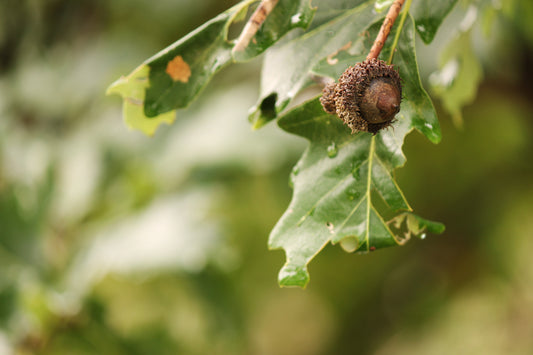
[320,58,402,134]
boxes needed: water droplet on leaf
[327,143,338,158]
[291,13,303,25]
[340,235,359,253]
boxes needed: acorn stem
[387,0,413,64]
[366,0,405,61]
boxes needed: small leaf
[410,0,458,44]
[269,16,443,288]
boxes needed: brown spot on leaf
[166,55,191,83]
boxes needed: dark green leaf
[410,0,458,44]
[269,16,442,288]
[143,10,236,117]
[308,0,370,30]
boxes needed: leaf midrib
[365,136,375,251]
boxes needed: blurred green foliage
[0,0,533,354]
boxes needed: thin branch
[232,0,279,53]
[366,0,405,61]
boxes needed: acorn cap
[321,58,402,134]
[320,82,337,115]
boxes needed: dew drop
[291,13,303,25]
[340,236,359,253]
[327,142,338,158]
[420,233,427,240]
[374,0,393,13]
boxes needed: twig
[232,0,279,53]
[366,0,405,61]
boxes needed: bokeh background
[1,1,532,354]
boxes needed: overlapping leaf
[107,0,315,135]
[269,15,444,287]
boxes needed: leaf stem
[365,135,376,251]
[387,0,413,64]
[366,0,405,61]
[232,0,279,53]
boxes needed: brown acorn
[320,58,402,134]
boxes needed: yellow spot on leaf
[166,55,191,83]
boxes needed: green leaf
[429,30,482,127]
[250,2,383,128]
[269,16,443,288]
[107,0,315,134]
[309,0,370,29]
[410,0,458,44]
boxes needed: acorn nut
[320,58,402,134]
